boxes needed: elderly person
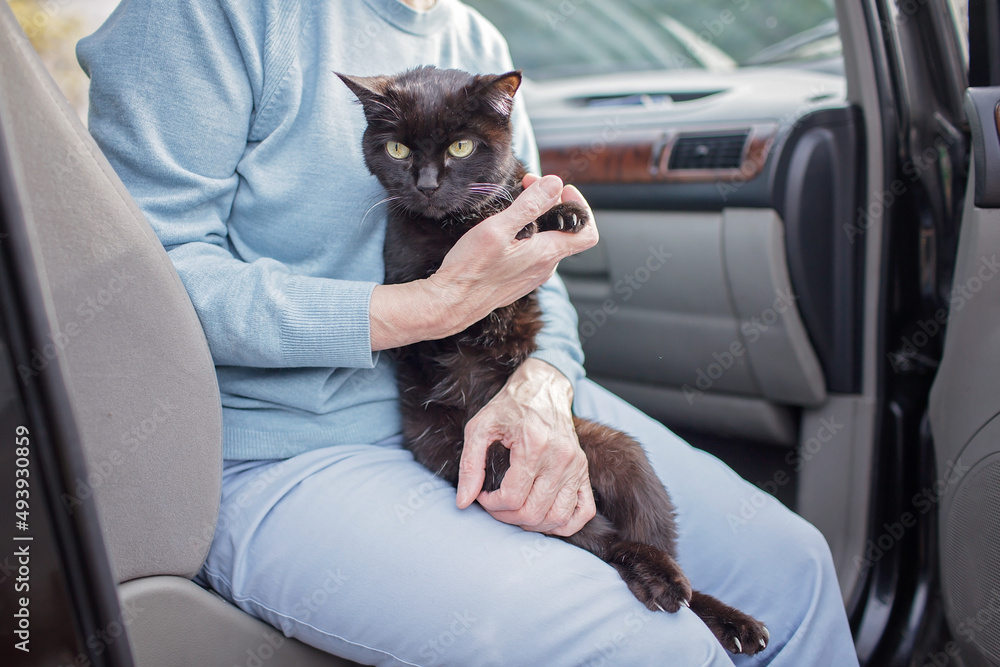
[78,0,859,664]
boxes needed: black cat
[337,66,768,656]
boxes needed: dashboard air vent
[668,131,749,170]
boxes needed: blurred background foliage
[7,0,117,123]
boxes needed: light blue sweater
[78,0,585,460]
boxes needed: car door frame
[841,0,973,664]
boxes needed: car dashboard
[528,67,864,447]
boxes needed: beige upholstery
[0,3,221,584]
[0,5,362,665]
[121,577,349,667]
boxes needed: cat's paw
[536,202,589,234]
[608,542,692,613]
[713,612,769,656]
[691,592,769,656]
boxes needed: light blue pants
[198,379,860,666]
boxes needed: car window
[465,0,842,79]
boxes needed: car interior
[468,0,879,608]
[2,0,999,665]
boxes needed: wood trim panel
[540,124,778,185]
[540,141,660,184]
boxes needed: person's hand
[428,174,597,333]
[370,174,598,351]
[456,358,597,537]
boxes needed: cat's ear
[476,70,522,118]
[336,72,391,108]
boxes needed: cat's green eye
[447,140,474,158]
[386,141,411,159]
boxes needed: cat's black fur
[337,66,768,655]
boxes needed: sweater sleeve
[77,0,378,370]
[509,86,587,388]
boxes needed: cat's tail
[573,417,680,556]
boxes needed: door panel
[535,87,862,448]
[561,207,826,446]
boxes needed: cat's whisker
[359,196,402,230]
[467,182,515,206]
[469,182,514,195]
[466,189,508,202]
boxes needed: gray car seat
[0,5,362,666]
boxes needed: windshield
[464,0,842,80]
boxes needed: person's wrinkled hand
[456,359,596,537]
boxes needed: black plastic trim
[969,0,1000,87]
[773,106,866,394]
[964,87,1000,208]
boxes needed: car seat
[0,5,363,665]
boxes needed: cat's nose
[417,166,440,194]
